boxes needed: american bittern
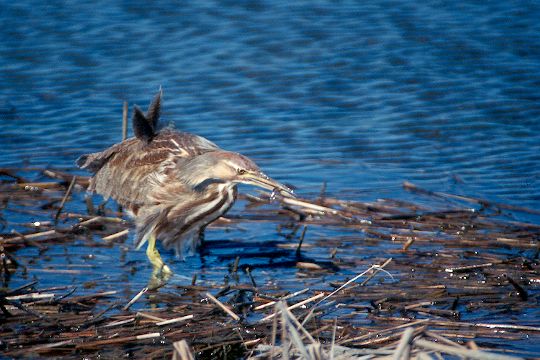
[77,91,294,281]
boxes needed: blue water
[1,1,540,355]
[1,1,539,209]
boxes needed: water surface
[1,1,539,209]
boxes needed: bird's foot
[145,234,174,289]
[161,263,173,276]
[148,264,173,290]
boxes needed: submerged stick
[21,340,74,354]
[122,101,128,141]
[205,292,240,321]
[296,226,307,256]
[403,181,540,215]
[54,175,78,223]
[1,230,57,245]
[445,262,496,273]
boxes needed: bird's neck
[194,179,236,195]
[201,182,238,203]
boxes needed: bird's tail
[76,154,90,168]
[76,148,116,173]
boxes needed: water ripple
[0,0,539,208]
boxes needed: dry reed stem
[340,319,429,345]
[54,175,77,221]
[205,292,240,321]
[392,327,415,360]
[122,287,148,311]
[122,101,128,141]
[156,314,193,326]
[261,293,325,322]
[76,332,161,350]
[102,229,129,241]
[172,339,195,360]
[136,312,166,322]
[103,318,135,328]
[414,338,522,360]
[254,288,311,311]
[1,168,539,358]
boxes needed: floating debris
[0,168,539,358]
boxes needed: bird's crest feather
[146,89,162,131]
[132,106,155,143]
[132,90,162,143]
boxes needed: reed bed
[0,167,538,359]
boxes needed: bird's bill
[240,171,295,198]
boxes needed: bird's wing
[78,129,219,211]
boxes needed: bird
[77,91,294,281]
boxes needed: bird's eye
[237,169,247,175]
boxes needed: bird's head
[184,151,295,198]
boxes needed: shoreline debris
[0,168,538,358]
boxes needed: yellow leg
[146,233,172,287]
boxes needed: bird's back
[78,128,219,213]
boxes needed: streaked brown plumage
[77,91,293,277]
